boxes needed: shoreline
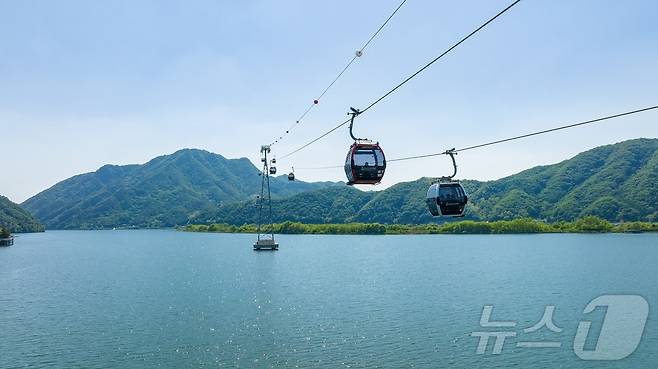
[183,217,658,235]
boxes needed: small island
[0,228,14,246]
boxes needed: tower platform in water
[253,238,278,251]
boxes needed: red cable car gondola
[344,142,386,185]
[343,108,386,185]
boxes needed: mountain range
[22,149,338,229]
[19,138,658,229]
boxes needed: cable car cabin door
[438,183,467,217]
[426,182,467,217]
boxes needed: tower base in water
[253,239,279,251]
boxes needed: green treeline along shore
[184,216,658,235]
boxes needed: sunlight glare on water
[0,230,656,368]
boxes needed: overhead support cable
[270,0,408,147]
[293,105,658,170]
[281,0,522,158]
[388,105,658,162]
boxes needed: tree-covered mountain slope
[197,186,377,225]
[0,195,44,233]
[195,138,658,225]
[470,138,658,222]
[22,149,339,229]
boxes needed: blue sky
[2,0,657,202]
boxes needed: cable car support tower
[254,145,279,250]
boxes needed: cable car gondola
[343,107,387,185]
[269,157,277,175]
[288,167,295,181]
[426,149,468,217]
[345,142,386,185]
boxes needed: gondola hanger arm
[440,148,458,180]
[348,107,369,142]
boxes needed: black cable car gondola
[288,167,295,181]
[426,149,467,217]
[344,107,386,185]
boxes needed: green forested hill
[469,138,658,222]
[194,138,658,225]
[22,149,339,229]
[0,195,44,233]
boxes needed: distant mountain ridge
[193,138,658,225]
[23,138,658,229]
[22,149,339,229]
[0,195,44,233]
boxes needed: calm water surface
[0,230,656,368]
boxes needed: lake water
[0,230,656,368]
